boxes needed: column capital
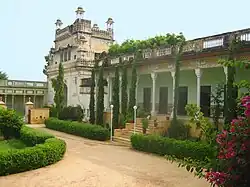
[195,68,202,78]
[151,72,157,80]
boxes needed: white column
[12,95,14,109]
[4,95,7,103]
[223,66,228,82]
[34,95,36,107]
[170,71,175,118]
[95,75,98,108]
[151,72,157,116]
[195,68,202,107]
[108,76,113,105]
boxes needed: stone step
[112,137,131,147]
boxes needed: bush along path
[45,118,109,141]
[0,126,66,176]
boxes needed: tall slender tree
[128,61,137,118]
[96,66,104,126]
[89,68,95,124]
[218,35,243,128]
[112,66,120,129]
[52,62,65,117]
[121,65,128,118]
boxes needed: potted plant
[142,118,149,134]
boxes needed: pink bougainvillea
[205,95,250,187]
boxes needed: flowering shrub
[205,95,250,187]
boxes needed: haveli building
[46,7,250,119]
[99,29,250,118]
[46,7,114,117]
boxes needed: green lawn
[0,139,27,151]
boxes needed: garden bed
[0,126,66,176]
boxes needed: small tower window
[68,49,71,60]
[64,51,67,61]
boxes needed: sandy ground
[0,127,210,187]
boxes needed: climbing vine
[89,68,95,124]
[108,33,185,57]
[96,65,104,126]
[128,61,137,119]
[218,35,249,128]
[112,66,120,129]
[121,65,128,118]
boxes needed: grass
[0,139,28,151]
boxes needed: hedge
[20,126,54,146]
[0,127,66,176]
[131,134,216,161]
[45,118,109,141]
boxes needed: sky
[1,0,250,81]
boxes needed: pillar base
[151,111,157,117]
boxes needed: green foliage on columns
[128,61,137,118]
[121,65,128,118]
[172,39,186,123]
[96,66,104,126]
[89,68,95,124]
[218,35,245,128]
[52,62,65,117]
[112,66,120,129]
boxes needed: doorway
[159,87,168,114]
[177,86,188,115]
[200,86,211,117]
[143,88,151,112]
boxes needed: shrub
[167,119,191,140]
[131,134,215,161]
[185,104,217,145]
[0,108,24,139]
[0,126,66,176]
[45,118,109,141]
[20,126,54,146]
[59,105,84,122]
[43,105,57,118]
[205,95,250,187]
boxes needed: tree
[52,62,65,117]
[89,68,95,124]
[112,66,120,129]
[0,71,8,80]
[96,66,104,126]
[218,35,245,129]
[121,65,128,118]
[128,61,137,118]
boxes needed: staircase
[112,119,155,146]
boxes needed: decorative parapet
[104,28,250,67]
[92,29,112,40]
[0,80,47,88]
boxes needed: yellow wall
[29,108,49,124]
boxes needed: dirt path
[0,127,209,187]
